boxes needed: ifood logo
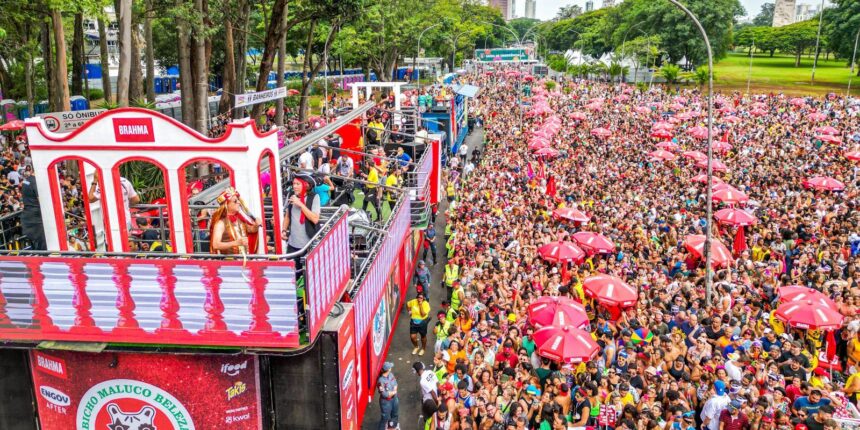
[220,360,248,376]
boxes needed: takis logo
[220,360,248,376]
[76,379,195,430]
[226,382,247,401]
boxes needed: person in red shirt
[494,340,518,369]
[719,400,750,430]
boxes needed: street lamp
[417,23,443,93]
[810,0,826,84]
[848,27,860,97]
[747,37,755,95]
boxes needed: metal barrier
[0,211,29,251]
[403,148,433,227]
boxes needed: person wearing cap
[702,380,731,430]
[376,362,399,430]
[718,399,750,430]
[414,260,432,298]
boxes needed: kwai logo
[75,379,195,430]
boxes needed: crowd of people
[399,69,860,430]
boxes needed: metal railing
[0,211,30,251]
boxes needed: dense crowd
[405,70,860,430]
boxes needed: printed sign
[234,87,287,108]
[30,351,262,430]
[37,109,106,133]
[337,305,357,430]
[112,117,155,142]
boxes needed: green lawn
[712,51,857,96]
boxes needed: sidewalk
[360,127,485,430]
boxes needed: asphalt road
[361,127,485,430]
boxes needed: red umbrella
[570,111,588,121]
[652,121,674,131]
[590,127,612,138]
[582,274,637,307]
[0,120,25,131]
[287,89,301,96]
[805,176,845,191]
[691,174,723,184]
[790,98,807,107]
[816,134,842,143]
[585,103,603,111]
[845,151,860,161]
[696,159,728,172]
[806,112,828,122]
[814,126,839,135]
[669,103,686,111]
[532,325,599,364]
[534,147,560,158]
[682,150,707,162]
[775,301,844,330]
[778,286,837,308]
[750,108,767,117]
[527,297,590,329]
[656,141,680,151]
[537,241,586,263]
[711,182,734,192]
[613,94,629,102]
[650,129,673,139]
[572,232,616,254]
[648,149,677,162]
[710,141,733,152]
[714,208,757,226]
[553,208,590,223]
[683,235,733,268]
[718,106,736,114]
[712,188,749,205]
[524,75,535,82]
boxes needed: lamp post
[848,27,860,97]
[619,21,648,84]
[747,38,755,95]
[417,23,443,93]
[665,0,715,306]
[810,0,826,84]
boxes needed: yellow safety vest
[451,285,464,310]
[444,264,459,287]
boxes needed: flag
[825,329,837,361]
[733,227,747,256]
[527,162,535,180]
[546,175,557,199]
[537,161,546,180]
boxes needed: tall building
[525,0,536,19]
[772,0,797,27]
[795,3,820,22]
[510,0,517,19]
[602,0,616,8]
[585,0,594,12]
[488,0,513,20]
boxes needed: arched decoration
[46,156,113,252]
[258,150,282,254]
[111,157,175,253]
[177,157,236,254]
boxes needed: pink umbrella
[722,116,741,124]
[710,141,733,152]
[537,241,586,264]
[635,106,651,114]
[582,275,638,308]
[572,232,616,254]
[652,121,674,131]
[714,208,757,226]
[0,120,25,131]
[775,301,843,330]
[585,103,603,111]
[674,112,694,121]
[527,297,590,330]
[688,126,716,140]
[845,151,860,161]
[656,141,680,151]
[613,94,629,102]
[804,176,845,191]
[712,188,749,205]
[691,174,723,184]
[682,150,708,162]
[533,325,600,364]
[711,182,734,192]
[807,112,828,122]
[816,134,842,144]
[570,111,588,121]
[534,147,560,158]
[718,106,736,114]
[673,96,688,105]
[553,208,590,223]
[814,126,839,135]
[778,286,837,309]
[669,103,686,111]
[751,102,767,109]
[648,149,677,162]
[790,98,807,107]
[590,127,612,138]
[683,235,733,268]
[696,159,727,172]
[589,97,605,104]
[750,108,767,117]
[650,129,673,139]
[528,139,550,150]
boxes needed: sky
[531,0,831,21]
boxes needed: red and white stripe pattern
[305,211,351,341]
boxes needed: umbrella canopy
[534,147,560,158]
[553,208,590,223]
[648,149,677,162]
[816,134,842,144]
[528,139,550,150]
[775,301,844,330]
[582,274,637,308]
[711,182,734,192]
[650,129,673,139]
[790,98,807,107]
[532,325,600,364]
[806,112,828,122]
[585,103,603,111]
[712,188,749,205]
[590,127,612,138]
[710,141,733,152]
[572,232,616,254]
[778,286,837,309]
[570,111,588,121]
[714,208,757,226]
[845,151,860,161]
[722,116,741,124]
[682,150,708,162]
[652,121,674,131]
[696,159,728,172]
[523,74,535,82]
[814,126,839,135]
[635,106,651,114]
[717,106,736,114]
[630,328,654,344]
[0,120,25,131]
[537,241,586,263]
[656,141,680,151]
[805,176,845,191]
[691,174,723,184]
[687,126,716,140]
[683,235,733,268]
[750,108,767,117]
[527,297,590,330]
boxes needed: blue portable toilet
[166,66,179,76]
[35,100,49,115]
[85,64,103,79]
[70,95,88,111]
[16,101,29,119]
[154,77,163,94]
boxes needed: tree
[752,3,775,27]
[659,64,681,85]
[50,6,70,111]
[556,4,583,20]
[117,0,133,106]
[615,35,661,79]
[682,65,712,88]
[825,0,860,74]
[775,20,819,67]
[508,18,540,40]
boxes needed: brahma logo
[112,118,155,143]
[34,351,67,379]
[76,379,195,430]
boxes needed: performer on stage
[210,187,261,255]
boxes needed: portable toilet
[16,101,29,119]
[154,77,163,94]
[0,100,17,122]
[85,64,102,80]
[70,95,89,111]
[35,100,49,114]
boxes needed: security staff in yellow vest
[443,259,460,302]
[450,280,465,312]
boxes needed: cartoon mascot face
[106,403,157,430]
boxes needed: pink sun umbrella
[718,106,736,114]
[570,111,588,121]
[527,296,590,329]
[790,98,807,107]
[538,241,586,264]
[533,325,600,364]
[691,174,724,184]
[722,116,741,124]
[652,121,674,130]
[806,112,828,122]
[553,208,590,224]
[682,150,708,162]
[750,108,767,117]
[804,176,845,191]
[572,232,616,254]
[711,182,734,192]
[714,208,758,226]
[845,151,860,161]
[650,129,673,139]
[696,159,728,172]
[683,235,733,268]
[814,126,839,135]
[585,103,603,111]
[534,147,560,158]
[710,141,733,152]
[635,106,651,114]
[656,141,680,151]
[712,188,749,205]
[582,275,638,308]
[590,127,612,138]
[648,149,677,162]
[816,134,842,144]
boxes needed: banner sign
[30,350,263,430]
[305,211,351,342]
[337,305,358,430]
[235,87,287,108]
[0,256,301,348]
[37,109,106,133]
[112,117,155,142]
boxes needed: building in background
[602,0,616,8]
[586,0,594,12]
[488,0,515,20]
[795,3,820,21]
[773,0,797,26]
[525,0,536,18]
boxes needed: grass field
[712,51,858,96]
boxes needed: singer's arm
[212,219,247,252]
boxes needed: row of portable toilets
[0,96,91,123]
